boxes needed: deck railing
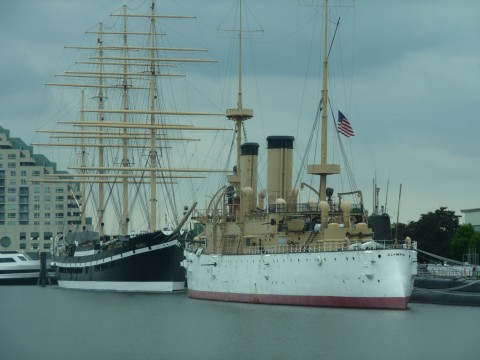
[229,240,416,255]
[418,263,479,279]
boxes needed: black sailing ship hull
[54,232,186,292]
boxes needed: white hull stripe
[55,240,179,268]
[58,280,185,292]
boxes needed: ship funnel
[240,143,259,209]
[266,136,294,207]
[241,187,254,220]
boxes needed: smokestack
[240,142,259,209]
[266,136,294,206]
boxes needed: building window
[8,162,15,168]
[34,204,40,210]
[34,213,40,219]
[8,154,16,159]
[20,232,26,240]
[56,188,64,193]
[21,171,27,177]
[31,232,39,240]
[45,213,51,219]
[44,232,53,241]
[20,243,26,250]
[9,179,16,186]
[34,195,40,202]
[56,196,64,202]
[32,171,40,177]
[10,170,15,176]
[56,204,64,210]
[8,188,16,193]
[7,213,16,219]
[55,213,64,219]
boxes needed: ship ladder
[303,231,318,251]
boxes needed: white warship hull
[182,1,419,311]
[184,248,417,309]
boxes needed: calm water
[0,286,477,360]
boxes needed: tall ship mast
[306,0,340,202]
[183,0,418,309]
[226,0,253,186]
[35,0,226,292]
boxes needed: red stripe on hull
[188,290,410,310]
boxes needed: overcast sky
[0,0,479,226]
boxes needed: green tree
[451,224,480,261]
[392,221,416,242]
[413,207,460,258]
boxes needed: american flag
[337,111,355,137]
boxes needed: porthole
[0,236,11,248]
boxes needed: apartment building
[461,208,480,232]
[0,126,87,255]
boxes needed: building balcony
[19,159,36,165]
